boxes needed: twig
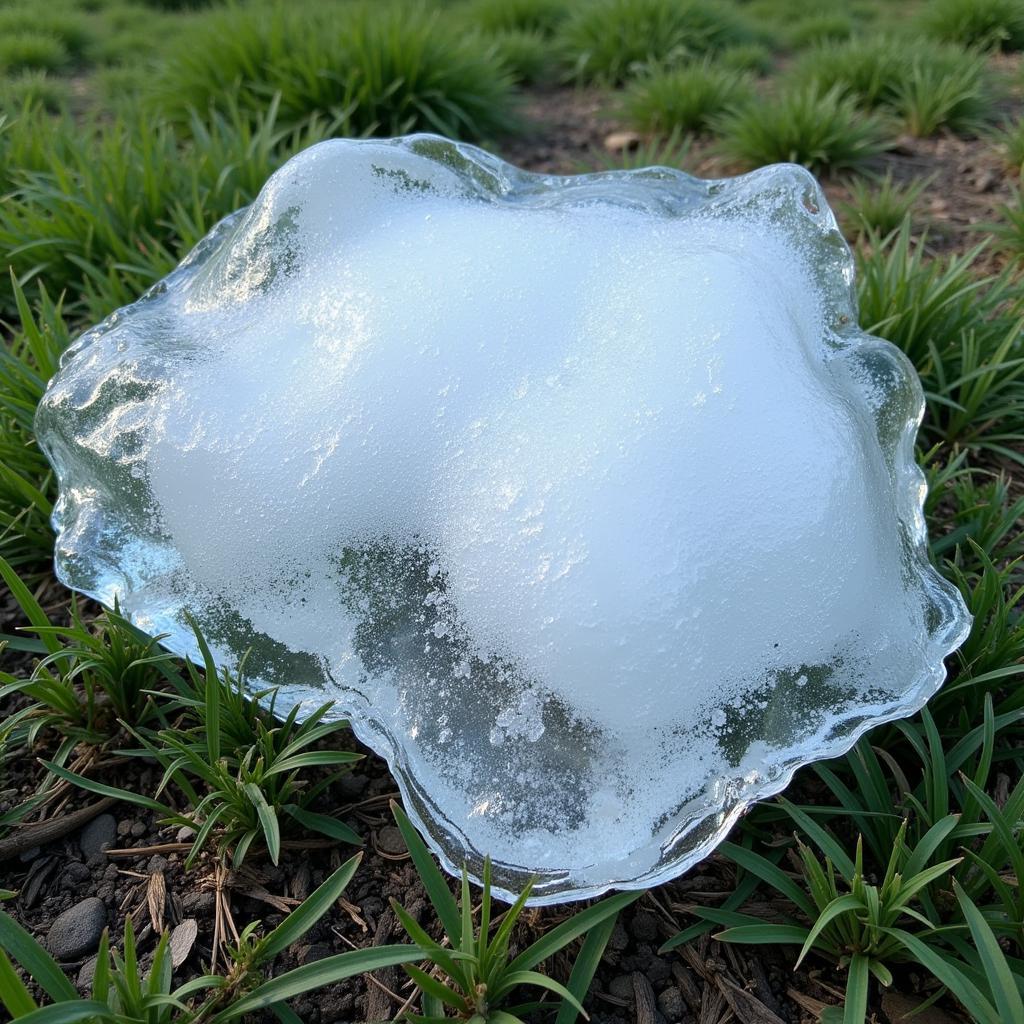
[0,796,116,861]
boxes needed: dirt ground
[2,85,1019,1024]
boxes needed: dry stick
[0,796,117,860]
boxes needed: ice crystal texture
[37,136,970,903]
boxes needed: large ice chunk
[36,136,970,903]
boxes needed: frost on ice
[36,136,971,903]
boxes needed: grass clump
[991,117,1024,170]
[461,0,568,35]
[0,33,69,75]
[786,12,853,48]
[987,187,1024,267]
[0,1,96,63]
[839,170,931,238]
[893,50,993,136]
[0,72,72,115]
[390,802,639,1022]
[791,35,995,135]
[560,0,756,84]
[489,29,559,85]
[716,41,774,74]
[156,2,518,142]
[623,60,753,134]
[922,0,1024,50]
[715,83,892,173]
[857,223,1024,461]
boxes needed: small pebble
[62,862,92,888]
[630,910,659,943]
[657,986,685,1022]
[77,954,99,990]
[376,826,405,856]
[47,897,107,960]
[78,813,117,860]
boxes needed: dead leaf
[147,871,166,933]
[169,918,198,969]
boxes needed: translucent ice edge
[36,135,972,905]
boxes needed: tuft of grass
[786,12,853,49]
[893,50,993,136]
[716,41,774,74]
[560,0,756,85]
[461,0,568,36]
[489,28,560,85]
[987,186,1024,267]
[0,73,72,116]
[0,33,69,75]
[389,801,640,1022]
[622,60,753,135]
[154,2,518,142]
[990,116,1024,171]
[857,223,1024,462]
[0,278,67,569]
[714,83,892,173]
[790,34,995,134]
[922,0,1024,51]
[35,623,363,870]
[0,1,96,63]
[839,170,931,239]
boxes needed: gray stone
[630,910,659,943]
[47,897,107,960]
[608,974,634,1002]
[77,955,98,990]
[78,814,117,859]
[62,862,91,888]
[657,987,685,1023]
[376,826,405,856]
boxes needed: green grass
[856,223,1024,463]
[390,802,639,1023]
[839,170,931,239]
[0,73,72,115]
[922,0,1024,51]
[622,60,753,134]
[489,28,560,85]
[990,116,1024,170]
[714,83,892,173]
[716,41,774,74]
[988,187,1024,268]
[560,0,757,84]
[0,33,70,75]
[790,35,996,135]
[154,2,518,141]
[0,1,96,63]
[785,12,854,49]
[460,0,568,35]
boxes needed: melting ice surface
[37,136,971,903]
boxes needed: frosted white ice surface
[37,136,971,903]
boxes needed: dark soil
[2,83,1013,1024]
